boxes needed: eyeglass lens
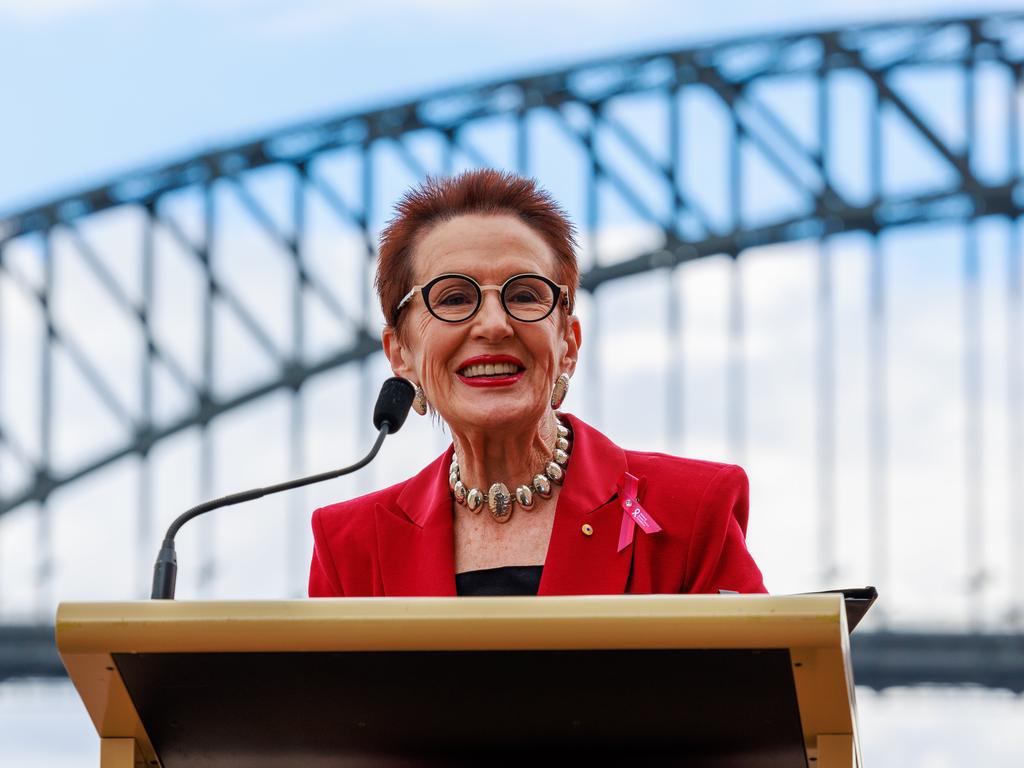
[427,275,556,322]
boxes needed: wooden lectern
[56,594,861,767]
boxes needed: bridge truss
[1,14,1023,690]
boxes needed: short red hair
[376,169,579,328]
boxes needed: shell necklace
[449,418,572,523]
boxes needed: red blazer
[309,414,766,597]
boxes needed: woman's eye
[436,291,473,306]
[508,289,543,303]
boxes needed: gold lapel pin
[581,523,594,537]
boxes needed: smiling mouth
[457,362,525,378]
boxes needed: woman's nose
[471,290,513,338]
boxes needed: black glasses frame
[393,273,572,324]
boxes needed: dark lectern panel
[114,649,807,768]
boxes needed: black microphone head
[373,377,416,434]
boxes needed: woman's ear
[382,326,416,382]
[561,314,582,377]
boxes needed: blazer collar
[377,413,632,596]
[538,413,633,595]
[551,413,627,518]
[395,445,454,529]
[375,446,458,596]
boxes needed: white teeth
[460,362,520,378]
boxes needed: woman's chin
[446,391,545,432]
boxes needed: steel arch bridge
[2,14,1024,690]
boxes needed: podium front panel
[114,647,807,767]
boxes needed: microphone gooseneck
[150,377,415,599]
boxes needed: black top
[455,565,544,596]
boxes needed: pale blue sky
[2,0,1021,212]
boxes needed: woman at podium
[309,169,766,598]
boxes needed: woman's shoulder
[311,447,451,537]
[624,449,746,485]
[314,479,407,523]
[565,414,747,503]
[311,483,399,551]
[618,450,749,536]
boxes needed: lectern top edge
[56,594,845,654]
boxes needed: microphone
[151,377,415,599]
[373,376,415,433]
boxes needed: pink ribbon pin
[617,472,662,552]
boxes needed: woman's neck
[451,411,559,491]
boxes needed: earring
[412,385,428,416]
[550,373,570,410]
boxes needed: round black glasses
[394,273,571,324]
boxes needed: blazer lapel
[538,414,633,595]
[375,448,457,596]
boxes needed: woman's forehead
[411,214,556,280]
